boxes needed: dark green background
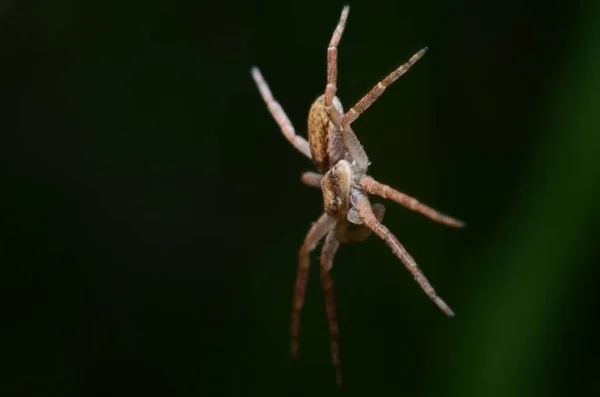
[3,0,600,396]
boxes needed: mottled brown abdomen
[307,95,331,172]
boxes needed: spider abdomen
[308,95,345,172]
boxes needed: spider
[251,5,464,388]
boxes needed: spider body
[251,5,464,388]
[308,96,370,228]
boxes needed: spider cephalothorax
[251,5,464,388]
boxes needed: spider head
[321,159,352,220]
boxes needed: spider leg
[323,6,370,172]
[343,203,386,241]
[250,67,312,159]
[323,6,348,111]
[351,190,455,316]
[342,47,428,128]
[300,171,323,188]
[360,176,465,228]
[292,213,337,358]
[319,230,342,387]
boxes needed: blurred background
[2,0,600,396]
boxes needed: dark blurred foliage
[2,0,600,396]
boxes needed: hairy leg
[251,67,312,158]
[360,176,465,228]
[300,171,323,188]
[342,48,428,128]
[319,230,342,387]
[340,203,386,242]
[323,6,369,171]
[292,213,337,357]
[352,190,454,316]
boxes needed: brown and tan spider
[251,5,464,388]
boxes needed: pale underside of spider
[251,5,464,388]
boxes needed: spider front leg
[341,47,428,130]
[323,6,348,116]
[292,213,337,357]
[323,6,369,171]
[250,67,312,159]
[351,190,455,316]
